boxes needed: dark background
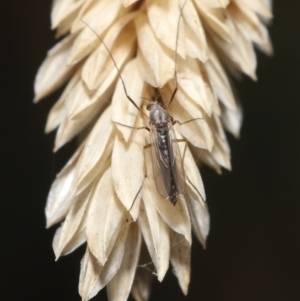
[1,1,299,301]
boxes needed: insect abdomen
[155,127,178,205]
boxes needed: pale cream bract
[35,0,272,300]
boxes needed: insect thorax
[148,103,169,126]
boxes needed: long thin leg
[186,175,206,205]
[166,0,188,110]
[175,138,188,162]
[172,117,203,126]
[128,178,144,212]
[143,143,152,177]
[128,143,152,212]
[114,122,151,212]
[176,139,205,204]
[114,121,150,132]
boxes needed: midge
[82,0,201,205]
[144,100,194,205]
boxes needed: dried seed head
[35,0,272,300]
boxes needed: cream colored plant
[34,0,272,300]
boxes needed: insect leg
[114,121,150,132]
[175,138,206,203]
[175,138,188,161]
[128,143,151,212]
[166,0,188,110]
[128,178,144,212]
[186,175,206,205]
[172,117,203,126]
[143,143,152,177]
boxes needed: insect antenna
[165,0,188,110]
[81,19,147,117]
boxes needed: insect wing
[150,122,186,200]
[150,125,171,199]
[168,123,186,195]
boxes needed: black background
[1,1,299,301]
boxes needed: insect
[145,101,186,205]
[82,0,202,205]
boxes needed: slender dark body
[147,103,186,205]
[156,125,178,204]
